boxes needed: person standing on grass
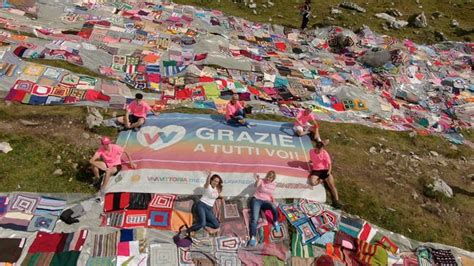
[308,141,342,209]
[294,107,321,141]
[187,172,223,235]
[116,93,159,131]
[248,171,281,247]
[225,93,250,128]
[300,0,312,30]
[89,136,136,193]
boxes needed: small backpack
[173,225,193,248]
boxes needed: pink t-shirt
[294,110,317,127]
[225,101,243,121]
[94,144,124,167]
[127,100,152,118]
[253,179,277,202]
[309,149,331,170]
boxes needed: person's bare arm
[89,153,107,170]
[123,151,136,169]
[254,173,260,187]
[204,171,212,188]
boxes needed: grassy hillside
[174,0,474,44]
[0,102,473,250]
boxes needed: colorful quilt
[0,238,26,263]
[23,230,88,265]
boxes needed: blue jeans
[227,109,249,127]
[249,197,279,237]
[187,201,219,233]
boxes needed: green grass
[0,132,96,193]
[174,0,474,43]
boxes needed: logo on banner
[137,125,186,151]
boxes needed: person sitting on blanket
[294,107,321,141]
[89,136,136,192]
[308,141,342,209]
[187,172,223,235]
[225,93,250,128]
[117,93,159,130]
[248,170,281,247]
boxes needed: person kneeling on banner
[248,170,281,247]
[294,107,321,141]
[89,136,136,193]
[308,141,342,209]
[226,93,251,128]
[187,172,223,235]
[117,93,159,131]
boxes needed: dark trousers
[227,109,249,127]
[301,16,309,30]
[187,201,219,233]
[249,197,279,237]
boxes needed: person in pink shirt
[294,107,321,141]
[247,170,281,247]
[89,136,136,192]
[309,141,341,208]
[117,93,159,130]
[225,93,250,128]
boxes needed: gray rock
[19,119,40,126]
[411,154,422,161]
[421,202,443,216]
[0,142,12,153]
[53,169,64,176]
[429,151,439,157]
[435,31,448,42]
[385,177,402,186]
[411,12,428,28]
[386,8,403,17]
[339,2,366,13]
[82,133,90,139]
[451,19,459,27]
[375,13,408,29]
[437,159,448,167]
[86,107,103,129]
[432,11,443,18]
[369,146,377,154]
[267,1,274,7]
[468,173,474,180]
[412,191,419,200]
[427,178,453,198]
[249,3,256,8]
[385,160,395,166]
[331,8,342,15]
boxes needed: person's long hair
[210,174,223,193]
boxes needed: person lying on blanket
[187,172,223,235]
[117,93,159,131]
[308,141,342,209]
[225,93,250,128]
[293,107,321,141]
[248,170,281,247]
[89,136,136,193]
